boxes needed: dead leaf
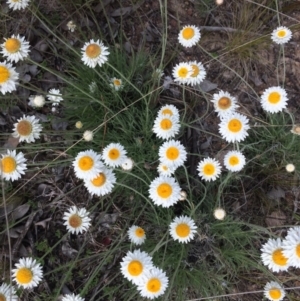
[12,204,30,220]
[267,187,285,201]
[198,79,218,92]
[265,210,287,227]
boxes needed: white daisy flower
[271,26,292,45]
[157,162,176,177]
[12,115,42,143]
[179,190,187,201]
[153,114,180,140]
[0,283,18,301]
[81,39,109,68]
[197,157,221,182]
[211,90,238,117]
[110,77,123,91]
[102,142,127,168]
[286,163,295,172]
[120,249,154,285]
[1,34,30,63]
[264,281,285,301]
[172,62,193,85]
[83,167,116,197]
[28,95,45,108]
[178,25,201,47]
[219,112,250,143]
[260,86,288,113]
[127,225,146,245]
[282,226,300,268]
[137,267,169,299]
[169,215,197,244]
[62,294,84,301]
[72,149,104,180]
[213,208,226,220]
[158,139,187,169]
[186,61,206,86]
[12,257,43,289]
[121,157,134,171]
[66,21,76,33]
[261,238,289,272]
[0,61,18,95]
[223,150,246,172]
[63,206,91,235]
[158,104,180,120]
[83,130,93,142]
[0,150,27,181]
[47,88,63,106]
[149,175,181,208]
[6,0,30,10]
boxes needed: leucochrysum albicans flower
[127,225,146,245]
[157,162,175,177]
[28,95,45,108]
[12,257,43,289]
[0,61,18,95]
[178,25,201,47]
[62,294,85,301]
[153,114,180,140]
[1,34,30,63]
[63,206,91,234]
[120,249,154,284]
[223,150,246,172]
[213,208,226,220]
[197,157,221,182]
[169,215,197,243]
[158,139,187,169]
[282,226,300,268]
[0,283,18,301]
[83,167,116,196]
[6,0,30,10]
[271,26,292,45]
[102,142,127,168]
[110,77,123,91]
[121,157,134,171]
[261,238,289,272]
[137,267,169,299]
[264,281,285,301]
[66,21,76,32]
[219,112,250,143]
[149,176,181,208]
[260,86,288,113]
[47,88,63,106]
[172,62,193,84]
[158,104,180,120]
[12,115,42,143]
[185,61,206,86]
[0,150,27,181]
[285,163,295,173]
[81,39,109,68]
[83,130,93,142]
[73,149,103,180]
[211,90,238,117]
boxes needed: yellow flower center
[147,278,161,293]
[1,156,16,173]
[113,79,121,86]
[268,92,281,104]
[78,156,94,171]
[269,288,281,299]
[160,118,172,130]
[272,248,288,266]
[135,227,145,238]
[296,243,300,258]
[203,163,215,176]
[5,38,21,53]
[17,120,32,136]
[162,109,173,116]
[91,173,106,187]
[178,67,189,78]
[166,146,179,160]
[229,156,239,166]
[176,223,190,237]
[128,260,143,276]
[16,267,33,284]
[191,64,199,77]
[228,119,242,133]
[162,165,168,171]
[277,30,286,38]
[182,27,195,40]
[0,66,10,84]
[157,183,172,198]
[108,148,120,160]
[218,97,231,110]
[69,214,82,228]
[85,44,101,58]
[0,293,6,301]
